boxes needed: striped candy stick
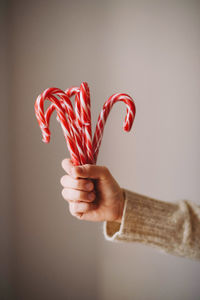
[35,83,136,166]
[64,86,87,164]
[92,93,136,163]
[35,87,80,165]
[65,86,83,145]
[45,95,87,165]
[80,82,94,164]
[57,90,88,165]
[65,86,82,127]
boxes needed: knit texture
[104,190,200,260]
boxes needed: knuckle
[69,204,76,216]
[61,159,70,171]
[62,188,70,200]
[84,164,92,173]
[60,175,66,186]
[60,175,71,187]
[69,202,78,216]
[102,166,110,176]
[61,188,66,199]
[61,159,66,169]
[60,176,64,186]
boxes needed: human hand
[60,159,125,222]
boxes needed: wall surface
[0,1,13,299]
[2,0,200,299]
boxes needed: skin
[61,158,125,223]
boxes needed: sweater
[104,189,200,260]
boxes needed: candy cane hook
[92,93,136,163]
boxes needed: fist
[60,159,125,222]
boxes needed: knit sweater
[104,190,200,260]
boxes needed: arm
[61,159,200,260]
[105,189,200,260]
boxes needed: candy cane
[92,93,136,163]
[64,86,88,164]
[65,83,94,164]
[80,83,94,164]
[35,87,80,165]
[65,86,84,153]
[35,83,136,166]
[65,86,81,127]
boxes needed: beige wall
[1,0,200,299]
[0,1,13,299]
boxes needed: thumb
[72,164,110,180]
[61,158,74,175]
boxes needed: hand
[60,159,125,222]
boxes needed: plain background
[1,0,200,299]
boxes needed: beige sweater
[104,190,200,260]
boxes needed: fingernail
[88,192,95,201]
[85,182,93,191]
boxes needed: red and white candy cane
[34,83,136,166]
[80,83,94,164]
[64,83,94,163]
[35,87,81,165]
[92,93,136,163]
[45,97,87,166]
[65,86,84,151]
[65,86,81,127]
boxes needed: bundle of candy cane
[35,82,136,166]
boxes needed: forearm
[104,190,200,260]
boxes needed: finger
[72,164,110,180]
[60,175,94,191]
[62,188,96,202]
[69,202,94,216]
[61,158,74,176]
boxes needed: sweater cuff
[103,189,178,246]
[103,193,129,241]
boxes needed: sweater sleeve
[103,189,200,260]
